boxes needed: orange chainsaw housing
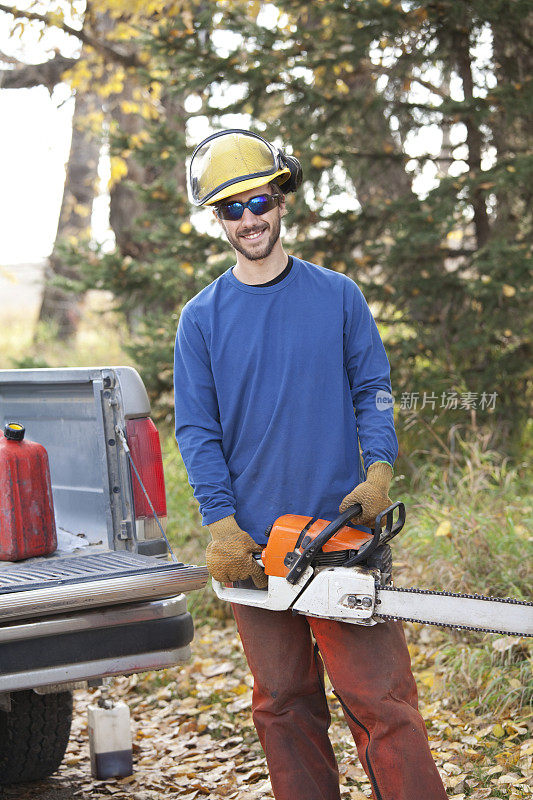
[261,514,373,578]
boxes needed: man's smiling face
[215,184,286,262]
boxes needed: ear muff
[278,151,303,194]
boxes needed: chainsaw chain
[375,582,533,637]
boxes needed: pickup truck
[0,366,208,785]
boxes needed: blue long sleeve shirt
[174,257,398,545]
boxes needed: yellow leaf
[180,222,192,234]
[231,683,250,695]
[247,0,261,20]
[110,22,140,40]
[311,155,332,168]
[502,284,516,297]
[492,724,505,739]
[109,156,128,188]
[182,9,194,32]
[435,520,452,538]
[181,262,194,275]
[120,100,140,114]
[48,10,65,26]
[130,132,151,148]
[418,668,435,688]
[140,101,159,120]
[498,773,519,783]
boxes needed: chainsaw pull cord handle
[343,501,406,568]
[285,503,363,585]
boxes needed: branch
[0,48,19,64]
[343,149,468,167]
[372,64,450,101]
[345,149,405,160]
[0,51,76,90]
[0,4,142,68]
[441,248,476,257]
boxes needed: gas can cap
[4,422,25,441]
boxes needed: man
[174,129,447,800]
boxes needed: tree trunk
[491,9,533,235]
[452,25,491,249]
[37,80,101,338]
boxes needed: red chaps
[231,602,447,800]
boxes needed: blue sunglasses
[215,193,282,221]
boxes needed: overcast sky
[0,9,81,265]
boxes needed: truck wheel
[0,689,73,784]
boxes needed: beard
[223,210,282,261]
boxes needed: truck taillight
[126,418,167,540]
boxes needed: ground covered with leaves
[3,614,531,800]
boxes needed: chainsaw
[213,502,533,637]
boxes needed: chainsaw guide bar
[375,583,533,637]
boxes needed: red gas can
[0,422,58,561]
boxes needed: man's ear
[212,208,223,228]
[280,195,287,218]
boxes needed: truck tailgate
[0,552,208,622]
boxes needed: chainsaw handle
[285,503,363,585]
[343,501,405,567]
[377,501,405,546]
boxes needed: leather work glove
[206,515,268,589]
[339,461,393,527]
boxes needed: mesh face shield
[188,130,291,206]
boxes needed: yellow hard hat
[189,129,299,206]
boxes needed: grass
[161,435,229,621]
[0,295,127,371]
[391,434,532,715]
[393,437,531,600]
